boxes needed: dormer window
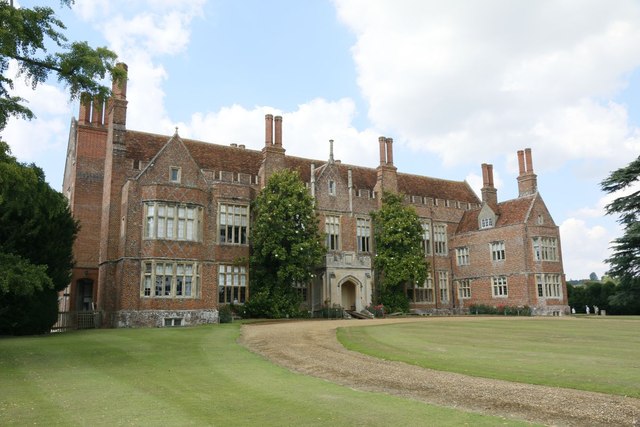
[170,167,181,183]
[480,217,493,229]
[328,180,336,196]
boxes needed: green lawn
[0,324,532,426]
[337,316,640,397]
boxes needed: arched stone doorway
[341,281,356,311]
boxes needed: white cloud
[3,61,71,185]
[70,1,206,136]
[334,0,640,173]
[181,98,379,167]
[560,218,613,279]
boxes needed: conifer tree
[601,155,640,313]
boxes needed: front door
[76,279,93,311]
[341,281,356,311]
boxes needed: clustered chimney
[481,163,498,207]
[259,113,286,188]
[78,62,128,127]
[378,136,394,166]
[517,148,537,197]
[264,114,283,148]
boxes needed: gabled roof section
[125,130,263,175]
[456,194,537,234]
[496,194,537,227]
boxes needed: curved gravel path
[239,317,640,426]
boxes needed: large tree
[601,155,640,314]
[371,192,428,313]
[0,0,126,131]
[0,142,78,334]
[244,169,325,318]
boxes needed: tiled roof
[456,194,536,234]
[397,173,479,203]
[495,195,536,227]
[125,130,480,203]
[125,130,263,174]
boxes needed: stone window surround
[141,260,199,298]
[457,279,471,299]
[218,264,248,304]
[218,203,249,245]
[144,201,202,242]
[492,276,508,298]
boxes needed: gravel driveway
[239,317,640,426]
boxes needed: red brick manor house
[62,65,568,327]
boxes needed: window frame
[480,217,493,229]
[218,203,249,245]
[421,222,432,256]
[218,264,248,304]
[328,180,336,196]
[438,270,449,303]
[144,202,201,242]
[170,166,181,183]
[356,217,371,252]
[456,246,470,266]
[536,274,562,299]
[457,279,471,299]
[532,237,558,261]
[141,260,199,299]
[492,276,508,298]
[490,241,505,261]
[433,223,447,256]
[325,215,340,251]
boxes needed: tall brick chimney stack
[78,97,91,125]
[274,116,283,147]
[106,62,128,147]
[385,137,394,165]
[374,135,398,203]
[378,136,386,165]
[481,163,498,207]
[517,148,538,197]
[265,114,273,147]
[259,113,286,188]
[91,101,103,126]
[112,63,128,100]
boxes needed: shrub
[219,304,233,324]
[468,304,531,316]
[366,304,385,318]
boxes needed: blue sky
[5,0,640,280]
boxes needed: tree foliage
[0,0,126,131]
[601,155,640,314]
[0,142,78,334]
[371,192,427,313]
[244,170,325,318]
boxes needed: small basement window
[164,318,183,327]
